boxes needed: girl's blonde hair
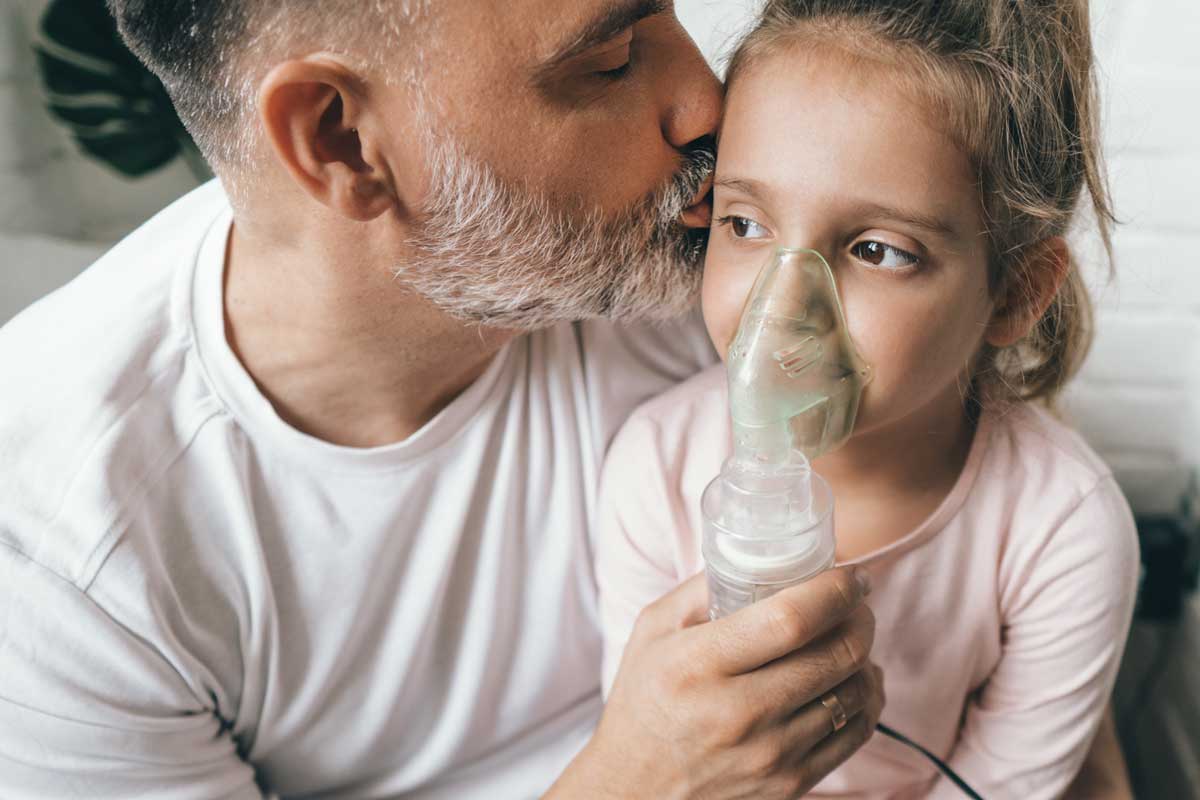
[727,0,1115,404]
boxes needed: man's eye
[718,215,770,240]
[851,241,919,269]
[596,61,631,80]
[588,41,633,81]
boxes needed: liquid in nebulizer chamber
[703,247,873,619]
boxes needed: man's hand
[551,567,884,799]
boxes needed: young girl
[596,1,1139,797]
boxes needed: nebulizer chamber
[703,247,872,620]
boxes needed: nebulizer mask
[703,247,873,619]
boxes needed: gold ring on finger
[821,692,848,733]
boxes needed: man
[0,1,883,797]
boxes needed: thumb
[637,571,710,640]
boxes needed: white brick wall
[1062,0,1200,514]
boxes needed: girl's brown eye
[718,215,769,240]
[852,241,918,269]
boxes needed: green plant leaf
[34,0,204,178]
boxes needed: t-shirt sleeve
[595,411,691,697]
[0,547,265,799]
[928,475,1140,800]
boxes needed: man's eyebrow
[542,0,668,67]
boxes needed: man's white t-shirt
[0,181,714,798]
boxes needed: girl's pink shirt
[596,364,1139,800]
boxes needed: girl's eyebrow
[716,176,960,240]
[847,201,959,239]
[714,177,772,202]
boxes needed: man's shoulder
[4,179,227,333]
[0,179,228,381]
[0,181,231,588]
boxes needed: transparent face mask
[727,247,873,465]
[703,247,873,618]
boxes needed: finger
[633,572,711,642]
[702,567,871,675]
[737,604,876,716]
[770,669,873,754]
[789,707,877,793]
[862,663,886,730]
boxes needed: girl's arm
[929,476,1140,800]
[594,412,690,694]
[1064,706,1134,800]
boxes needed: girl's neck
[815,384,979,562]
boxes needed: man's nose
[659,28,723,149]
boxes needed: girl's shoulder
[976,402,1138,596]
[626,361,729,431]
[607,363,730,464]
[981,402,1117,500]
[601,363,730,523]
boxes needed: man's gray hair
[107,0,426,166]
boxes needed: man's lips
[680,175,714,229]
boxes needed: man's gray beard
[396,139,715,330]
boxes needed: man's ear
[259,58,396,221]
[985,237,1071,348]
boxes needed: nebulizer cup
[703,247,873,619]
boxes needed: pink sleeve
[929,476,1140,800]
[595,412,689,697]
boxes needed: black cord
[876,723,985,800]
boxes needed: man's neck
[223,221,515,448]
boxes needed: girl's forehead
[722,44,938,142]
[716,48,979,232]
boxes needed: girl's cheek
[838,286,880,370]
[700,268,730,359]
[838,285,909,403]
[702,251,752,359]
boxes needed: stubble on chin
[396,139,715,330]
